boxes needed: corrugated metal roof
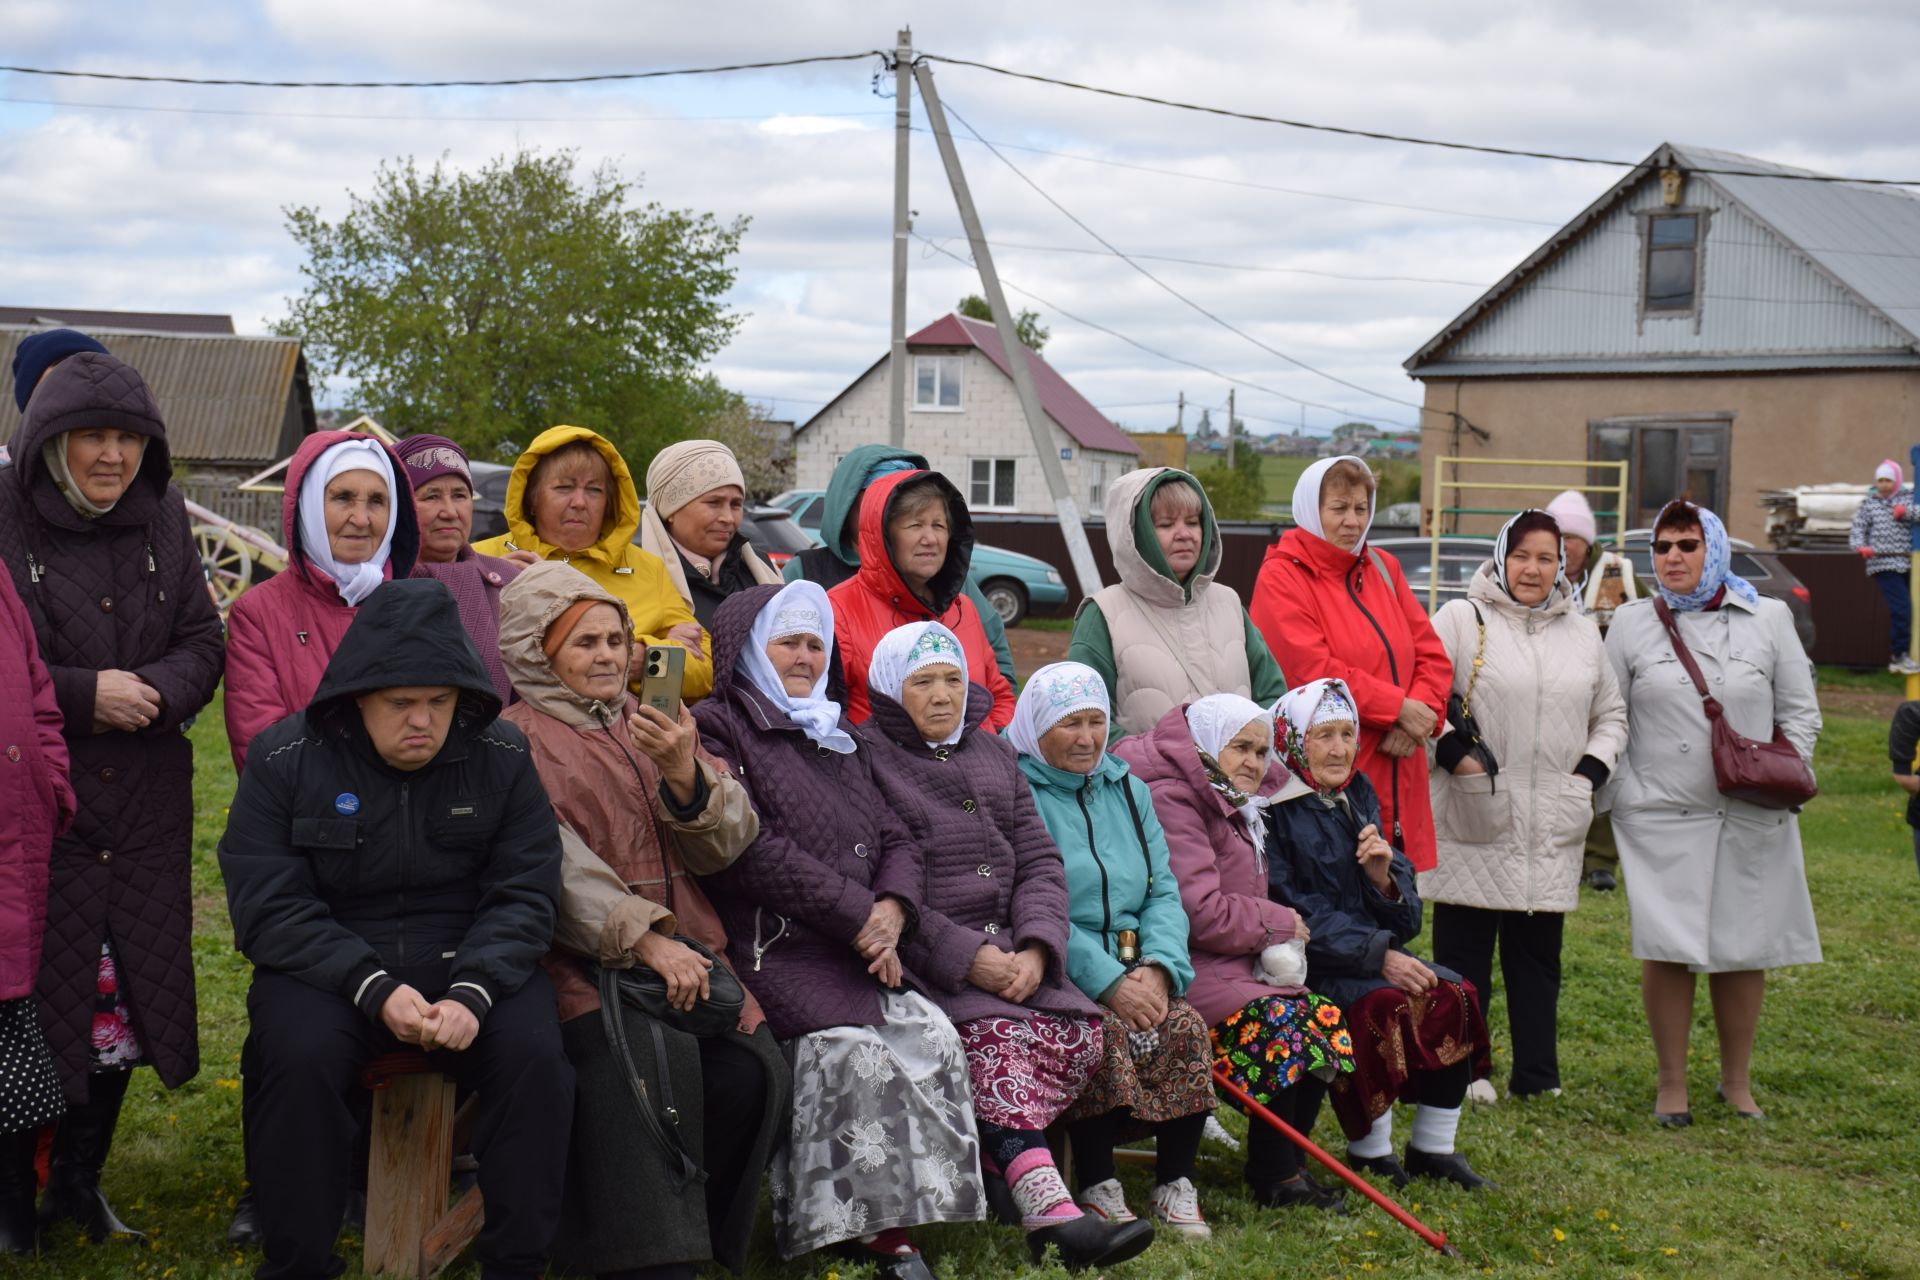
[908,314,1141,455]
[0,307,234,334]
[1406,142,1920,376]
[0,327,310,464]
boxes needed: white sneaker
[1466,1078,1499,1106]
[1076,1178,1137,1224]
[1148,1177,1211,1239]
[1203,1114,1241,1151]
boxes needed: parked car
[1372,536,1494,614]
[771,487,1068,625]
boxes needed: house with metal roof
[1,321,315,528]
[1405,141,1920,541]
[794,313,1140,518]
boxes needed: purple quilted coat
[0,353,225,1097]
[0,567,75,1000]
[692,584,927,1040]
[866,689,1098,1026]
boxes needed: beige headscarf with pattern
[636,439,779,605]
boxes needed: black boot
[1027,1213,1157,1270]
[38,1069,143,1242]
[0,1127,39,1256]
[1404,1145,1496,1191]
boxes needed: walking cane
[1212,1065,1459,1257]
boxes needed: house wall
[1417,368,1920,543]
[794,349,1136,517]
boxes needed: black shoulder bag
[1444,603,1501,787]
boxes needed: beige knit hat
[645,439,745,516]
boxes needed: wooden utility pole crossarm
[888,29,913,447]
[911,58,1105,595]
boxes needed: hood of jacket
[10,351,173,530]
[282,430,421,591]
[1117,700,1291,817]
[821,443,930,566]
[1465,558,1576,620]
[308,577,502,740]
[498,425,642,565]
[1106,466,1221,606]
[497,560,635,728]
[1271,522,1373,585]
[852,468,976,616]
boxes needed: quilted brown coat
[0,352,225,1097]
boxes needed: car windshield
[741,510,814,554]
[791,495,823,529]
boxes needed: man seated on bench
[218,578,573,1280]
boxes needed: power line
[938,99,1430,415]
[913,231,1416,432]
[918,53,1920,188]
[0,51,886,89]
[0,93,890,125]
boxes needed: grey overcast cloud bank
[3,0,1918,433]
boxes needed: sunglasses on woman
[1652,538,1703,555]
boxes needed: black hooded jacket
[218,578,561,1025]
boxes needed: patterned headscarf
[1493,508,1566,610]
[1652,502,1758,612]
[1272,678,1359,793]
[867,621,968,747]
[736,580,857,754]
[1185,693,1275,844]
[646,439,746,517]
[1006,661,1110,765]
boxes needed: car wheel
[982,579,1028,627]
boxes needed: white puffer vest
[1092,467,1253,737]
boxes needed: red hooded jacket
[223,431,420,770]
[1250,527,1452,871]
[827,469,1016,729]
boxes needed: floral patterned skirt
[1211,993,1355,1109]
[770,988,984,1258]
[90,942,143,1069]
[1330,978,1491,1140]
[1061,998,1214,1126]
[957,1012,1104,1131]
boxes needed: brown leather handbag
[1653,600,1817,810]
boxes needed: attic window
[914,355,963,410]
[1644,213,1701,313]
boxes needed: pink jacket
[223,432,420,770]
[0,568,74,999]
[1112,703,1305,1027]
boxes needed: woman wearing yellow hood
[473,425,714,699]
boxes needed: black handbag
[1444,603,1501,786]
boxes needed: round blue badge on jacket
[334,793,360,816]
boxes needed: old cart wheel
[193,523,253,618]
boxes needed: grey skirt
[770,988,985,1258]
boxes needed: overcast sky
[4,0,1918,435]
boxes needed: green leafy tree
[956,294,1050,353]
[1190,459,1264,521]
[276,147,748,466]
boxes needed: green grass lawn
[29,680,1920,1278]
[1255,455,1422,517]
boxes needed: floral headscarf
[1271,678,1359,793]
[1006,661,1109,765]
[1652,502,1758,613]
[1185,693,1275,845]
[867,621,968,747]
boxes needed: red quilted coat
[223,430,419,769]
[827,469,1016,729]
[0,568,74,1000]
[1250,527,1453,872]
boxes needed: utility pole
[1226,389,1236,469]
[913,59,1104,594]
[1175,390,1184,433]
[887,27,913,447]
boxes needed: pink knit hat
[1875,459,1904,485]
[1543,489,1597,544]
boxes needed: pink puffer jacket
[0,568,74,999]
[222,431,419,769]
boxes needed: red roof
[909,314,1139,456]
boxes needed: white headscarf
[1006,661,1110,764]
[736,580,857,755]
[1290,454,1376,546]
[1185,693,1275,844]
[867,621,969,747]
[297,438,399,607]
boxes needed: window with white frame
[1087,459,1106,508]
[970,458,1017,510]
[914,356,963,410]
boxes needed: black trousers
[245,967,574,1280]
[1431,903,1564,1096]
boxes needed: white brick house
[794,313,1140,518]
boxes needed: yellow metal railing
[1426,457,1631,612]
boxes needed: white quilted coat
[1421,563,1627,913]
